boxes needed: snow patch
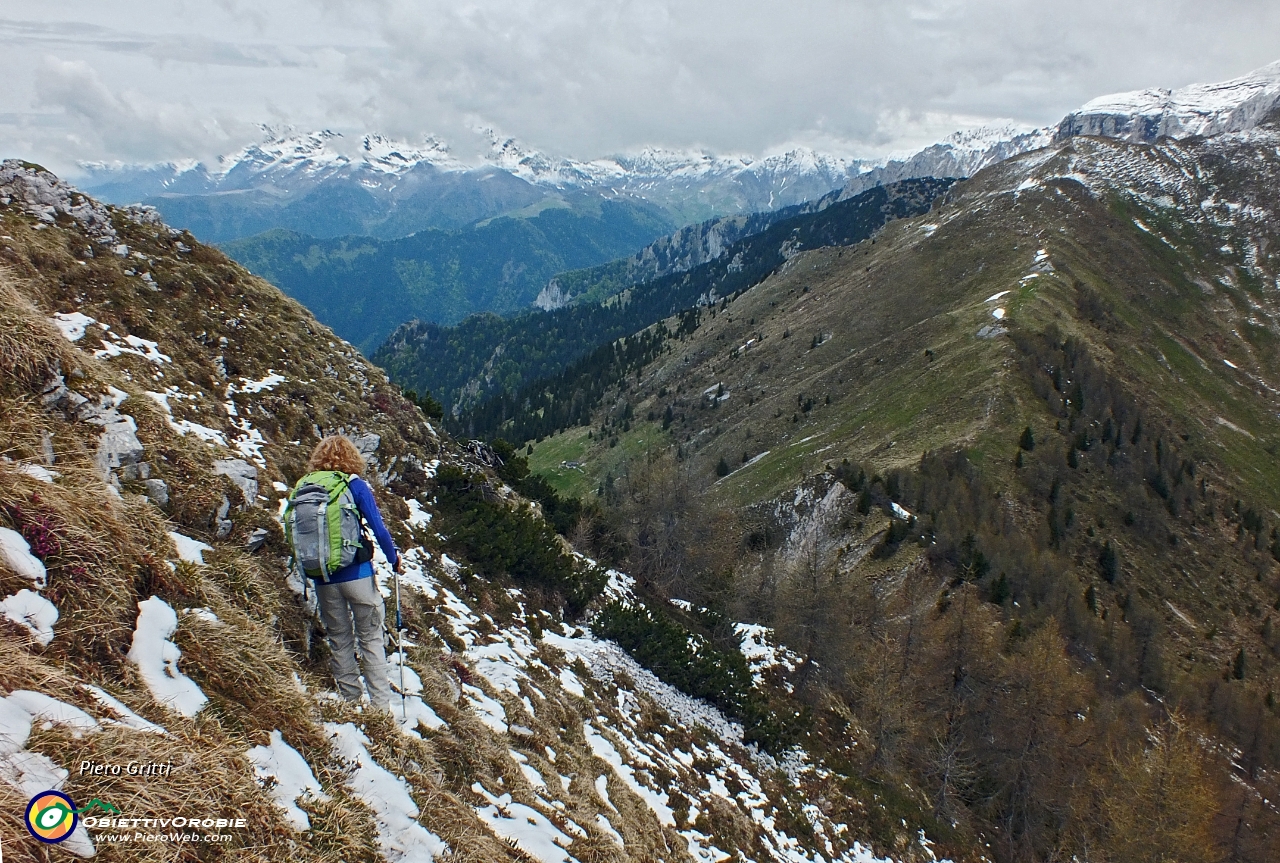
[735,623,801,685]
[127,596,208,717]
[472,781,576,863]
[1,589,58,645]
[406,498,432,528]
[83,685,167,734]
[0,691,98,857]
[51,311,96,342]
[168,531,212,565]
[326,721,449,862]
[386,654,446,736]
[95,333,172,364]
[584,721,675,826]
[248,729,329,831]
[14,462,59,483]
[237,371,286,393]
[462,683,508,734]
[0,527,47,587]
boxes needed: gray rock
[93,415,144,478]
[215,495,233,539]
[40,372,88,415]
[213,458,258,505]
[120,461,151,481]
[144,478,169,507]
[352,433,381,462]
[245,528,269,552]
[39,431,55,466]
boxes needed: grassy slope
[531,134,1280,513]
[526,130,1280,773]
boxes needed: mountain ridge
[503,116,1280,862]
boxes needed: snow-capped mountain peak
[1057,59,1280,142]
[215,127,465,180]
[218,127,347,176]
[936,122,1052,155]
[360,133,464,173]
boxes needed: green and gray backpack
[284,471,372,581]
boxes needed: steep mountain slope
[514,119,1280,860]
[375,179,952,420]
[221,195,675,353]
[0,161,960,863]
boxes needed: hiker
[286,435,403,712]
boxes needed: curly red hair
[306,435,366,476]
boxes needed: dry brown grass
[0,270,81,394]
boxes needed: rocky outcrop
[213,458,259,505]
[1055,60,1280,143]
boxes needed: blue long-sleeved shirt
[324,475,399,583]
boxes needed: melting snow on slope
[735,623,802,685]
[406,498,432,528]
[0,691,99,856]
[583,721,676,826]
[127,596,208,717]
[237,371,287,393]
[51,311,96,341]
[596,813,624,845]
[1,589,58,645]
[83,685,167,734]
[462,683,508,733]
[384,527,940,863]
[386,653,446,736]
[326,721,449,862]
[15,462,59,483]
[146,388,229,446]
[471,781,576,863]
[95,332,172,364]
[0,526,48,587]
[169,531,213,565]
[248,729,329,831]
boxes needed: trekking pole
[394,558,407,721]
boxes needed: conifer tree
[1018,425,1036,451]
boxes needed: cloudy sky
[2,0,1278,175]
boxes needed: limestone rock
[144,479,170,507]
[214,458,258,505]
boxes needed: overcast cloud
[2,0,1278,175]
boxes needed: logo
[23,793,119,844]
[24,791,78,844]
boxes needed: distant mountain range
[379,57,1280,426]
[78,60,1280,250]
[78,129,868,242]
[79,123,1052,245]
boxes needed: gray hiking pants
[316,576,392,711]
